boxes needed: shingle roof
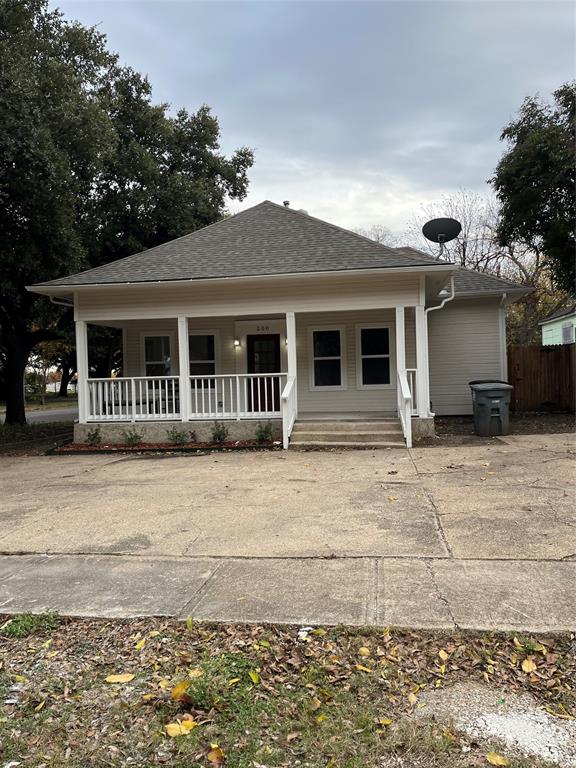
[33,200,526,296]
[539,304,576,324]
[34,201,450,287]
[394,247,528,295]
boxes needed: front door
[246,334,281,412]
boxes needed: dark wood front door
[246,334,281,412]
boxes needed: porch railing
[86,374,287,423]
[189,374,286,419]
[396,370,413,448]
[406,368,418,416]
[281,376,297,449]
[87,377,180,422]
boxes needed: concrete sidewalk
[1,552,575,632]
[1,432,574,631]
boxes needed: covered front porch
[75,306,432,448]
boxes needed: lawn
[0,616,573,768]
[0,392,78,413]
[0,421,73,455]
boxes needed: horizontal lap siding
[296,309,401,414]
[76,273,420,321]
[428,299,502,415]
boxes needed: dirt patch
[417,413,576,447]
[419,681,576,767]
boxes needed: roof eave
[27,263,456,294]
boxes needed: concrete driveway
[0,432,574,631]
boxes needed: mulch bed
[51,439,280,455]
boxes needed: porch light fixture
[234,339,241,347]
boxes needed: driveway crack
[424,559,459,630]
[177,559,225,618]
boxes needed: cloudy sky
[56,0,574,232]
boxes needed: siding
[541,317,576,346]
[428,298,502,415]
[76,272,421,321]
[121,309,414,414]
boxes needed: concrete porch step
[289,418,406,449]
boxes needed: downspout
[422,276,456,416]
[499,292,508,380]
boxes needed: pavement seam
[176,559,225,618]
[368,557,379,626]
[424,559,460,630]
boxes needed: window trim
[308,326,346,391]
[140,332,176,377]
[355,324,394,390]
[188,330,219,377]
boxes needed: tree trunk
[3,338,30,425]
[58,365,74,397]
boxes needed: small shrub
[121,428,143,447]
[255,421,273,443]
[1,613,60,638]
[211,421,229,444]
[166,426,190,445]
[85,426,101,446]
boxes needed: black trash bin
[469,381,513,437]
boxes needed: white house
[29,201,527,448]
[539,305,576,346]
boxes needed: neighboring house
[29,201,527,448]
[539,305,576,346]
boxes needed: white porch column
[75,320,89,424]
[395,306,406,374]
[177,316,191,422]
[286,311,297,414]
[415,305,430,417]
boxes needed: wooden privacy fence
[507,344,576,412]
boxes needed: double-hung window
[189,334,216,382]
[311,328,344,389]
[357,326,391,388]
[143,335,172,376]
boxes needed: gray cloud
[55,0,574,230]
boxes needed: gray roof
[539,304,576,325]
[33,200,525,296]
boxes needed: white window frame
[561,322,574,344]
[188,330,219,377]
[140,332,175,377]
[355,324,394,390]
[308,326,346,391]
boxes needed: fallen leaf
[486,753,510,766]
[185,615,194,632]
[311,628,326,636]
[316,713,327,723]
[149,630,161,637]
[388,495,398,502]
[207,744,224,764]
[355,664,372,673]
[407,692,417,706]
[228,677,241,686]
[105,673,135,684]
[189,668,204,678]
[171,680,191,702]
[286,731,300,742]
[521,657,537,673]
[310,696,322,710]
[135,638,146,651]
[248,669,260,684]
[438,649,449,661]
[377,717,393,726]
[358,646,371,657]
[34,700,46,712]
[165,719,197,737]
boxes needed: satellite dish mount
[422,217,462,257]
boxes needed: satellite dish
[422,217,462,257]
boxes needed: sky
[54,0,574,233]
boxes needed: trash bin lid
[469,380,510,386]
[469,381,513,391]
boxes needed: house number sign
[256,325,271,332]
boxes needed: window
[357,326,391,388]
[311,328,344,388]
[562,322,574,344]
[189,334,216,377]
[144,335,171,376]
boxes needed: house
[539,305,576,346]
[29,201,527,448]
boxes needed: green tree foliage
[0,0,253,424]
[492,83,575,295]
